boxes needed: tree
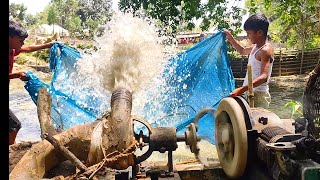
[24,14,38,28]
[246,0,320,74]
[47,4,59,34]
[48,0,113,38]
[51,0,80,28]
[245,0,320,49]
[66,16,82,36]
[77,0,113,37]
[118,0,245,35]
[9,3,27,21]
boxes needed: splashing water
[45,11,232,138]
[72,13,180,127]
[24,11,234,151]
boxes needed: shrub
[76,43,94,50]
[32,50,50,63]
[14,53,29,65]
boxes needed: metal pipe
[110,87,133,150]
[168,151,173,174]
[193,107,215,129]
[176,135,185,142]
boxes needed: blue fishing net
[24,30,235,144]
[24,43,100,130]
[157,31,235,143]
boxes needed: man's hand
[230,87,246,97]
[19,72,29,81]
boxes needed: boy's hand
[19,72,29,81]
[230,87,245,97]
[223,29,233,41]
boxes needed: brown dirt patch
[9,141,39,173]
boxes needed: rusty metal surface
[150,127,178,152]
[110,88,133,149]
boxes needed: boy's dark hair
[9,19,28,38]
[244,14,269,36]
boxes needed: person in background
[9,19,55,145]
[224,14,274,109]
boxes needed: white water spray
[73,13,180,126]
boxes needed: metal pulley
[215,97,249,178]
[177,123,201,154]
[132,116,201,164]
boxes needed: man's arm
[230,46,273,96]
[20,42,55,53]
[223,30,253,55]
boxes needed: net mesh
[24,31,235,144]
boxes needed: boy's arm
[20,42,55,53]
[252,47,273,86]
[230,46,273,96]
[223,30,253,55]
[9,72,28,81]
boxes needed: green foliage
[227,51,244,60]
[9,3,40,29]
[77,0,112,37]
[118,0,244,35]
[245,0,320,49]
[65,16,82,35]
[24,14,38,28]
[36,10,49,25]
[44,0,112,38]
[9,3,31,28]
[76,43,94,50]
[47,3,58,26]
[14,54,29,65]
[9,3,27,21]
[32,50,50,62]
[283,100,303,119]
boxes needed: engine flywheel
[215,97,248,178]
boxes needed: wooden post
[37,86,58,138]
[279,49,282,76]
[247,64,254,108]
[300,48,305,74]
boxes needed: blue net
[159,31,235,143]
[25,43,100,130]
[24,30,235,144]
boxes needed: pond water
[9,90,41,143]
[269,78,306,118]
[235,74,308,119]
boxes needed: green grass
[14,53,29,65]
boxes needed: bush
[76,43,94,50]
[227,51,246,60]
[32,50,50,62]
[14,53,29,65]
